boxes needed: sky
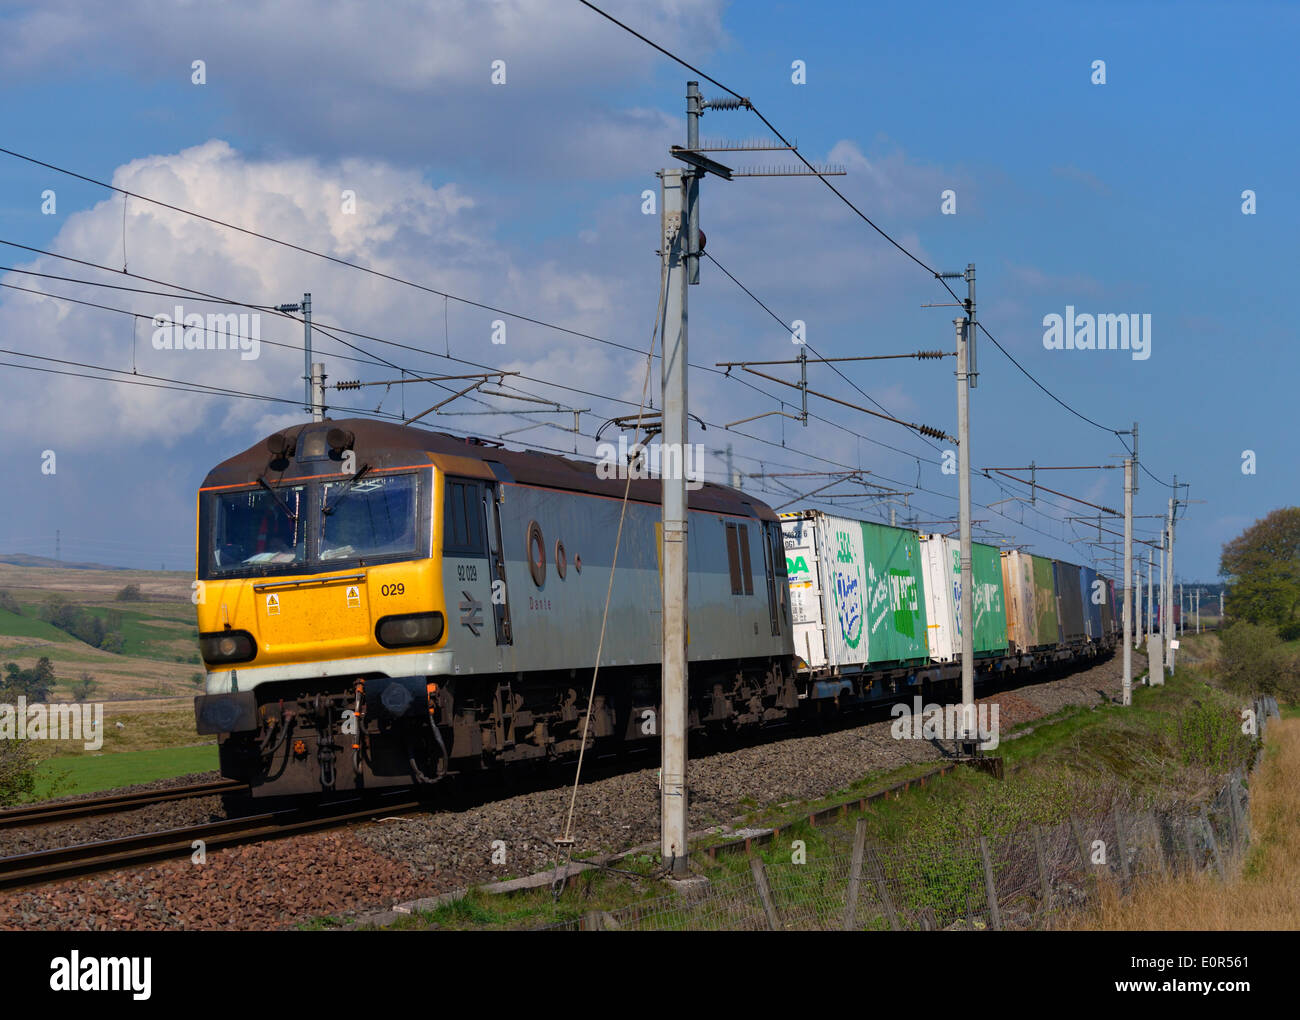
[0,0,1294,583]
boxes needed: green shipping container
[971,541,1009,655]
[1031,554,1058,647]
[858,519,929,665]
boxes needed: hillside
[0,563,200,701]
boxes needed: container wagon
[918,533,1009,662]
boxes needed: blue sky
[0,0,1294,582]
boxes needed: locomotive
[192,419,1119,798]
[192,419,795,797]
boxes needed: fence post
[750,855,782,931]
[1070,814,1099,900]
[1032,826,1052,916]
[1154,812,1171,874]
[1201,808,1225,880]
[868,848,901,931]
[1182,815,1199,872]
[1112,808,1131,881]
[979,836,1002,931]
[842,817,868,931]
[1226,772,1242,858]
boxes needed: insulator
[917,423,948,441]
[916,350,945,360]
[706,96,749,110]
[336,379,361,391]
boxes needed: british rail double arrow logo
[459,591,483,636]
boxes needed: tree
[1219,507,1300,626]
[1,657,56,702]
[116,584,143,602]
[71,673,99,702]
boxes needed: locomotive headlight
[375,612,444,649]
[199,630,257,665]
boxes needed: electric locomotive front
[192,420,453,796]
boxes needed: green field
[0,564,203,699]
[34,744,219,798]
[0,607,71,643]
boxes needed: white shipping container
[920,534,959,663]
[781,514,827,669]
[781,510,927,673]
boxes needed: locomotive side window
[443,479,486,556]
[725,522,754,596]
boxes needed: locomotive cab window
[443,478,487,556]
[725,522,754,596]
[320,473,419,561]
[211,485,308,569]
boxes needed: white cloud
[0,0,729,178]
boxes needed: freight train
[192,420,1118,798]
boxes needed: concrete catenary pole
[303,292,313,415]
[1159,532,1170,686]
[1166,495,1176,673]
[1146,548,1154,650]
[310,363,325,423]
[955,316,976,750]
[659,165,690,874]
[1122,458,1133,706]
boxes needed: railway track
[0,790,426,892]
[0,779,247,831]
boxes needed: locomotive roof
[200,417,778,521]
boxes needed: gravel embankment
[0,650,1139,930]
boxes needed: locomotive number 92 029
[380,583,406,596]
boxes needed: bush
[99,633,125,655]
[0,591,21,615]
[42,597,125,653]
[1171,699,1257,774]
[70,673,99,702]
[116,584,144,602]
[1278,620,1300,642]
[1217,621,1300,701]
[0,739,39,806]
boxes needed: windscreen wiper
[323,464,372,515]
[257,476,298,521]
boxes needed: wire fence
[539,696,1279,931]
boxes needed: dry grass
[1066,717,1300,930]
[36,699,211,759]
[0,564,191,601]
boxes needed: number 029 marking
[380,583,406,597]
